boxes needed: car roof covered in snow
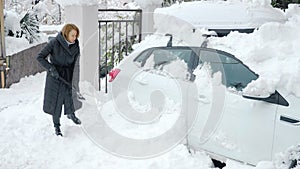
[154,1,286,30]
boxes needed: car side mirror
[242,90,289,107]
[242,92,271,99]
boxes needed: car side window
[133,48,153,67]
[199,50,258,91]
[134,48,196,68]
[134,48,196,80]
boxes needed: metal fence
[98,9,142,92]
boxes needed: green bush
[271,0,300,9]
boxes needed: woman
[37,23,81,136]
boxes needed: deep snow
[0,70,297,169]
[2,0,300,168]
[0,72,216,169]
[154,1,286,30]
[207,6,300,98]
[151,1,300,98]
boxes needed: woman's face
[67,29,77,43]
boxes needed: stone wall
[6,43,47,87]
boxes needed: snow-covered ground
[2,0,300,168]
[0,73,215,169]
[0,72,289,169]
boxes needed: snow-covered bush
[4,0,61,44]
[4,10,22,37]
[275,144,300,169]
[4,9,42,44]
[33,1,63,25]
[271,0,300,9]
[19,11,41,43]
[5,0,62,25]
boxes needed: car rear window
[134,48,193,69]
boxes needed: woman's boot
[54,125,63,136]
[67,113,81,125]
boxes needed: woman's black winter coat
[36,32,81,116]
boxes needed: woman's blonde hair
[61,23,80,39]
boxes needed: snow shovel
[58,76,86,100]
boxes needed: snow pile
[101,98,181,139]
[0,72,215,169]
[285,4,300,18]
[154,1,285,30]
[223,160,275,169]
[39,24,64,35]
[32,1,49,23]
[274,144,300,169]
[2,73,295,169]
[153,10,206,46]
[4,10,21,34]
[3,0,300,168]
[134,0,162,8]
[6,36,47,56]
[163,59,190,79]
[99,0,139,9]
[207,11,300,97]
[55,0,98,7]
[227,0,271,6]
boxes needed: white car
[154,1,286,37]
[107,45,299,167]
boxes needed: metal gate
[98,9,142,92]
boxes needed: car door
[273,94,300,160]
[188,48,279,165]
[130,47,196,104]
[126,47,199,132]
[106,47,201,157]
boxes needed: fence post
[0,0,7,88]
[64,4,99,90]
[0,60,5,88]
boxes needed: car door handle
[195,95,210,104]
[134,79,148,86]
[280,115,300,126]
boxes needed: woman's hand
[49,66,60,79]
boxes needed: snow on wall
[134,0,162,8]
[54,0,98,7]
[99,0,138,9]
[227,0,271,6]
